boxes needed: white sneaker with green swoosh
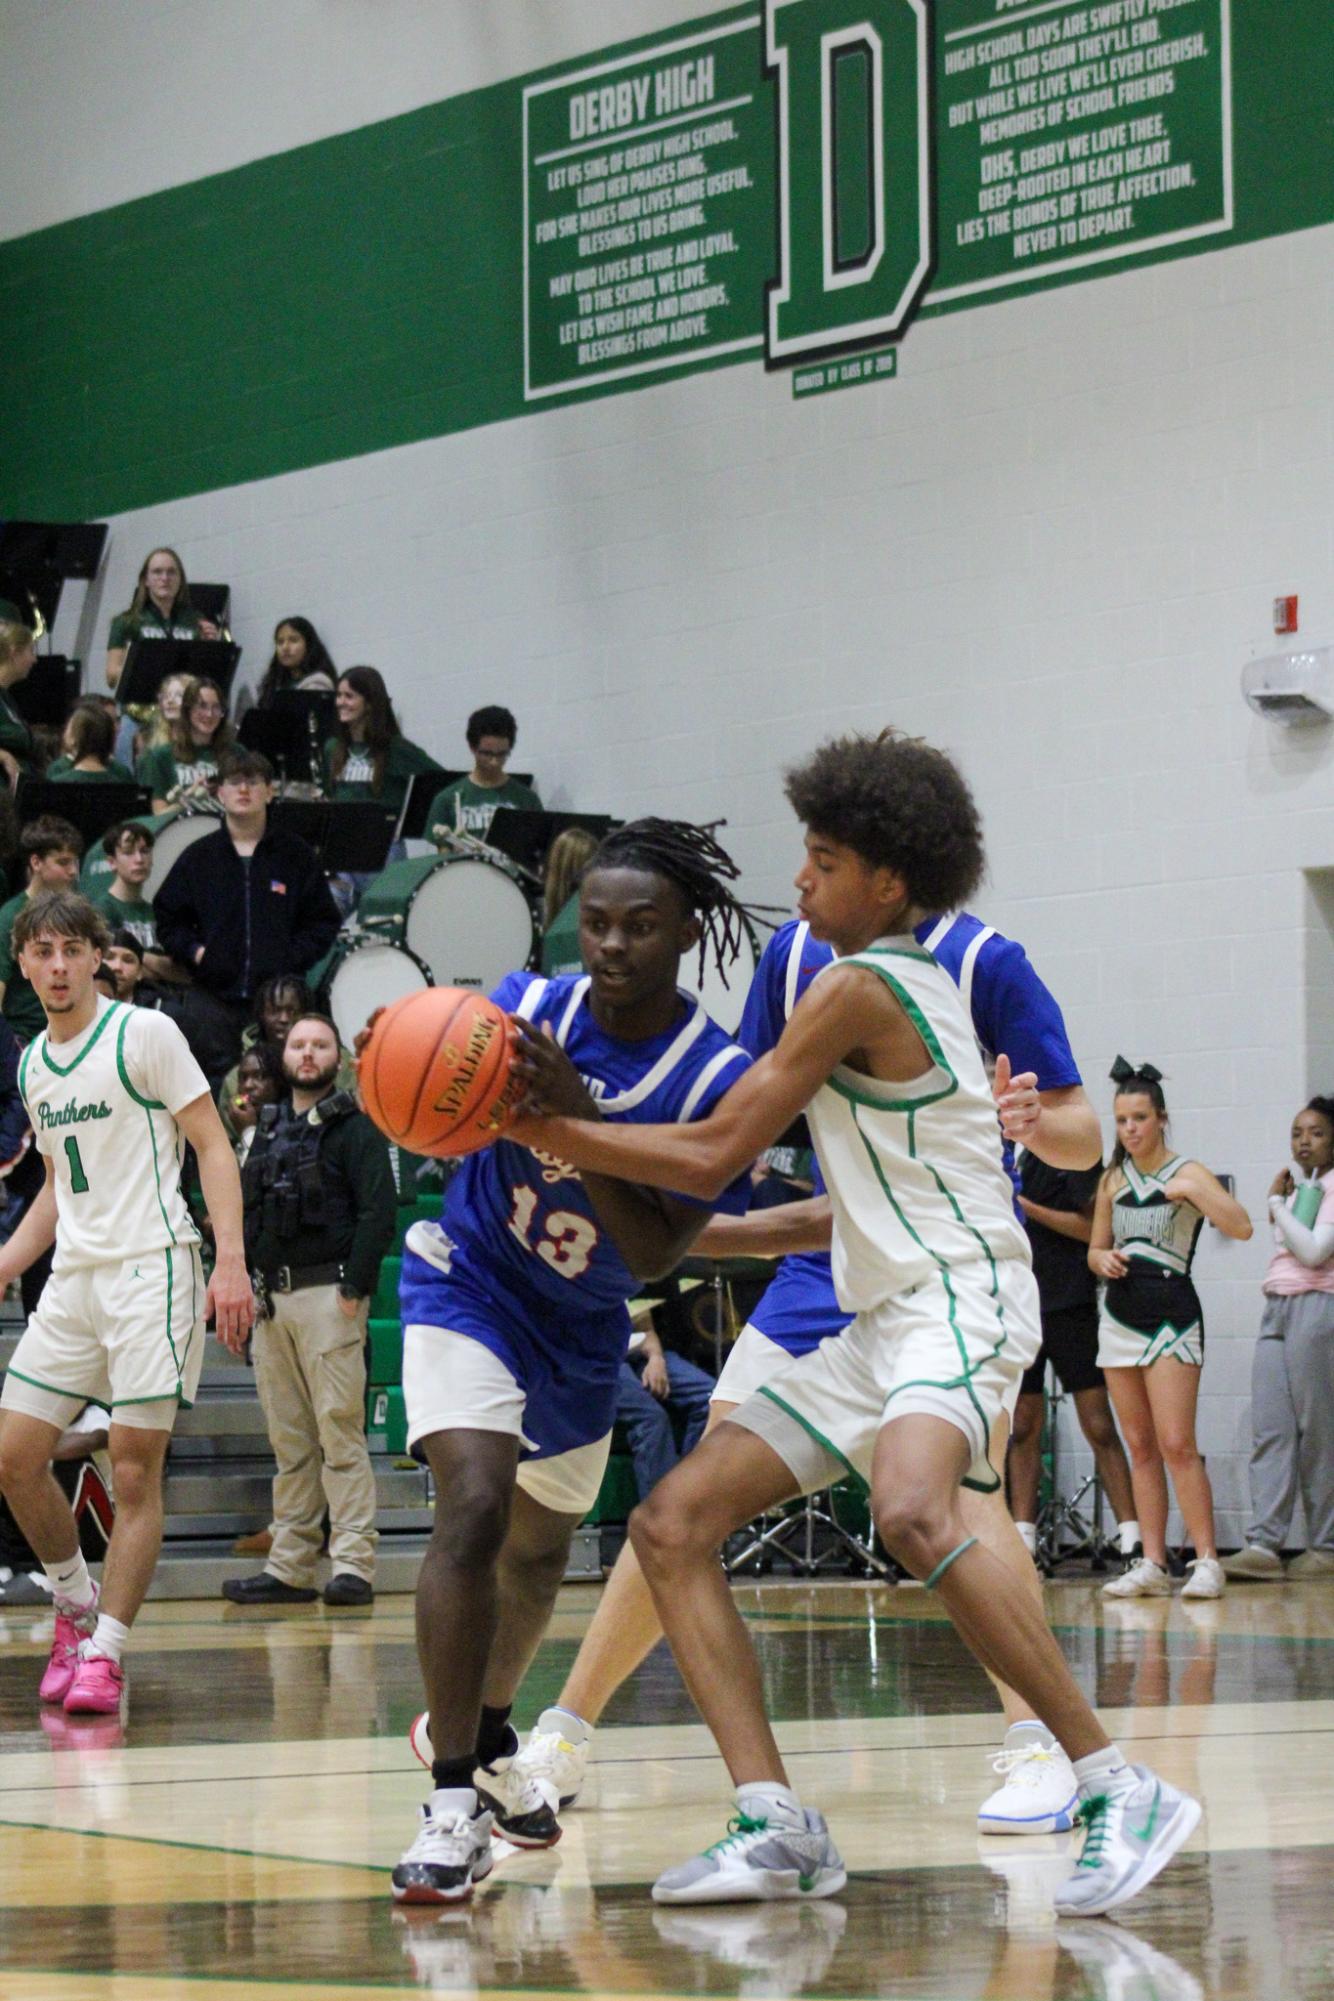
[652,1805,846,1905]
[1053,1764,1201,1917]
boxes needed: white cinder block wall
[16,5,1334,1547]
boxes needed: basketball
[357,987,523,1157]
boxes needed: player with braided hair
[392,817,757,1905]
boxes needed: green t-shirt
[107,602,203,651]
[0,890,46,1042]
[541,888,583,976]
[0,689,36,772]
[89,885,158,952]
[136,742,219,802]
[427,775,542,839]
[46,755,138,785]
[320,736,445,815]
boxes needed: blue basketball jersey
[401,972,751,1459]
[738,915,1082,1355]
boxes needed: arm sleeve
[969,935,1082,1089]
[340,1119,400,1297]
[123,1007,211,1114]
[1270,1197,1334,1269]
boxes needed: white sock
[736,1781,803,1826]
[1072,1744,1130,1789]
[431,1786,478,1820]
[44,1552,95,1611]
[1117,1520,1140,1555]
[1004,1718,1056,1751]
[84,1613,129,1664]
[544,1704,592,1743]
[1014,1521,1037,1554]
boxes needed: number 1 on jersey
[507,1185,599,1280]
[63,1134,90,1194]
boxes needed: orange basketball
[357,988,523,1157]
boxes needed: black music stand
[190,582,230,628]
[15,779,151,851]
[117,638,241,711]
[486,808,618,875]
[397,771,453,844]
[10,655,83,727]
[238,690,334,787]
[269,800,396,876]
[0,520,108,635]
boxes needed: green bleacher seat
[367,1319,403,1388]
[371,1256,402,1321]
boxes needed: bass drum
[141,804,224,901]
[676,915,761,1037]
[319,934,432,1048]
[357,854,538,993]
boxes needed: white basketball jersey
[805,937,1030,1309]
[18,998,207,1271]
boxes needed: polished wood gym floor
[1,1573,1330,1998]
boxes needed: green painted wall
[2,0,1330,521]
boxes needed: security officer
[222,1011,396,1607]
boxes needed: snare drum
[317,933,432,1047]
[357,853,539,992]
[676,915,761,1036]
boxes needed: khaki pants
[253,1285,378,1586]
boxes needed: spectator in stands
[139,672,189,751]
[104,547,218,693]
[223,1011,397,1608]
[255,618,337,707]
[0,817,83,1043]
[216,974,354,1144]
[136,675,234,811]
[226,1041,287,1165]
[154,749,340,1045]
[1225,1096,1334,1582]
[88,822,164,963]
[101,929,146,1003]
[321,667,443,818]
[0,599,40,785]
[427,703,541,840]
[616,1311,715,1505]
[46,700,137,784]
[540,825,600,976]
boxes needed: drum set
[320,831,543,1047]
[318,827,764,1048]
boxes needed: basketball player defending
[391,821,755,1905]
[0,891,253,1713]
[513,735,1200,1919]
[511,910,1102,1839]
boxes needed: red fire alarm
[1274,595,1299,634]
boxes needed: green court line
[0,1812,386,1878]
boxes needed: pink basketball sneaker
[39,1597,98,1705]
[63,1653,124,1716]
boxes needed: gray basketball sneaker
[1053,1764,1201,1917]
[651,1805,846,1905]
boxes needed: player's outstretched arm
[512,965,891,1201]
[176,1093,255,1354]
[0,1157,57,1289]
[692,1194,834,1260]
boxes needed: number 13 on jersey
[507,1186,599,1280]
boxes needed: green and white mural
[2,0,1329,518]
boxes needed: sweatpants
[1245,1290,1334,1554]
